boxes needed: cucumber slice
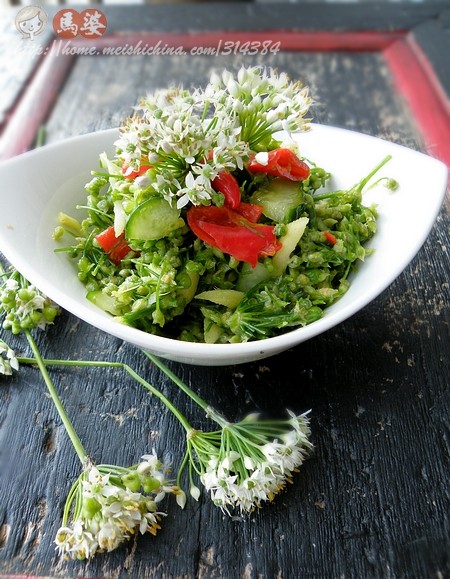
[204,320,224,344]
[250,177,303,223]
[126,197,185,241]
[272,217,309,275]
[87,290,121,316]
[177,271,199,305]
[236,262,271,292]
[236,217,309,290]
[195,289,244,308]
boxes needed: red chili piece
[247,148,310,181]
[211,170,241,208]
[233,201,264,223]
[187,206,281,267]
[122,162,151,179]
[323,231,337,245]
[95,225,132,265]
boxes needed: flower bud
[190,485,201,501]
[121,472,141,492]
[175,489,186,509]
[142,476,161,494]
[82,497,101,518]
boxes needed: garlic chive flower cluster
[0,337,18,375]
[0,265,60,334]
[0,264,181,560]
[0,264,59,376]
[180,408,312,515]
[55,453,179,560]
[113,66,311,209]
[144,353,314,516]
[204,67,312,150]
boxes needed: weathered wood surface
[0,11,54,129]
[0,4,449,578]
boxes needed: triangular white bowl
[0,124,447,365]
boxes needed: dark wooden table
[0,3,449,578]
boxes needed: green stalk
[314,155,392,201]
[90,170,125,180]
[18,356,193,433]
[176,448,190,487]
[143,352,229,428]
[24,331,87,464]
[33,125,46,148]
[123,362,192,432]
[355,154,392,193]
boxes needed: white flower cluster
[55,453,179,560]
[112,66,311,210]
[205,67,312,149]
[190,411,312,515]
[114,87,248,209]
[0,275,60,334]
[0,338,18,375]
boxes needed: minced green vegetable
[55,159,388,343]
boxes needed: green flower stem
[176,448,190,487]
[18,355,192,433]
[62,473,84,525]
[24,331,87,464]
[33,125,46,148]
[355,154,392,193]
[313,154,392,201]
[121,362,192,432]
[143,352,229,428]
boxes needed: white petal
[190,485,201,501]
[176,490,187,509]
[113,201,127,237]
[254,152,269,166]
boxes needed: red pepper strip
[122,162,152,179]
[247,148,310,181]
[234,201,263,223]
[324,231,337,245]
[211,170,241,208]
[187,206,281,267]
[95,226,132,265]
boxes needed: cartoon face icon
[15,6,48,40]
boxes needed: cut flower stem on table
[0,262,313,560]
[0,263,182,560]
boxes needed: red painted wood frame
[1,30,449,170]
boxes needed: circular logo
[53,9,82,40]
[79,9,107,39]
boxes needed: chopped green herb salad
[55,66,393,344]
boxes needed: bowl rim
[0,124,447,363]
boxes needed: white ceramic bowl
[0,125,447,365]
